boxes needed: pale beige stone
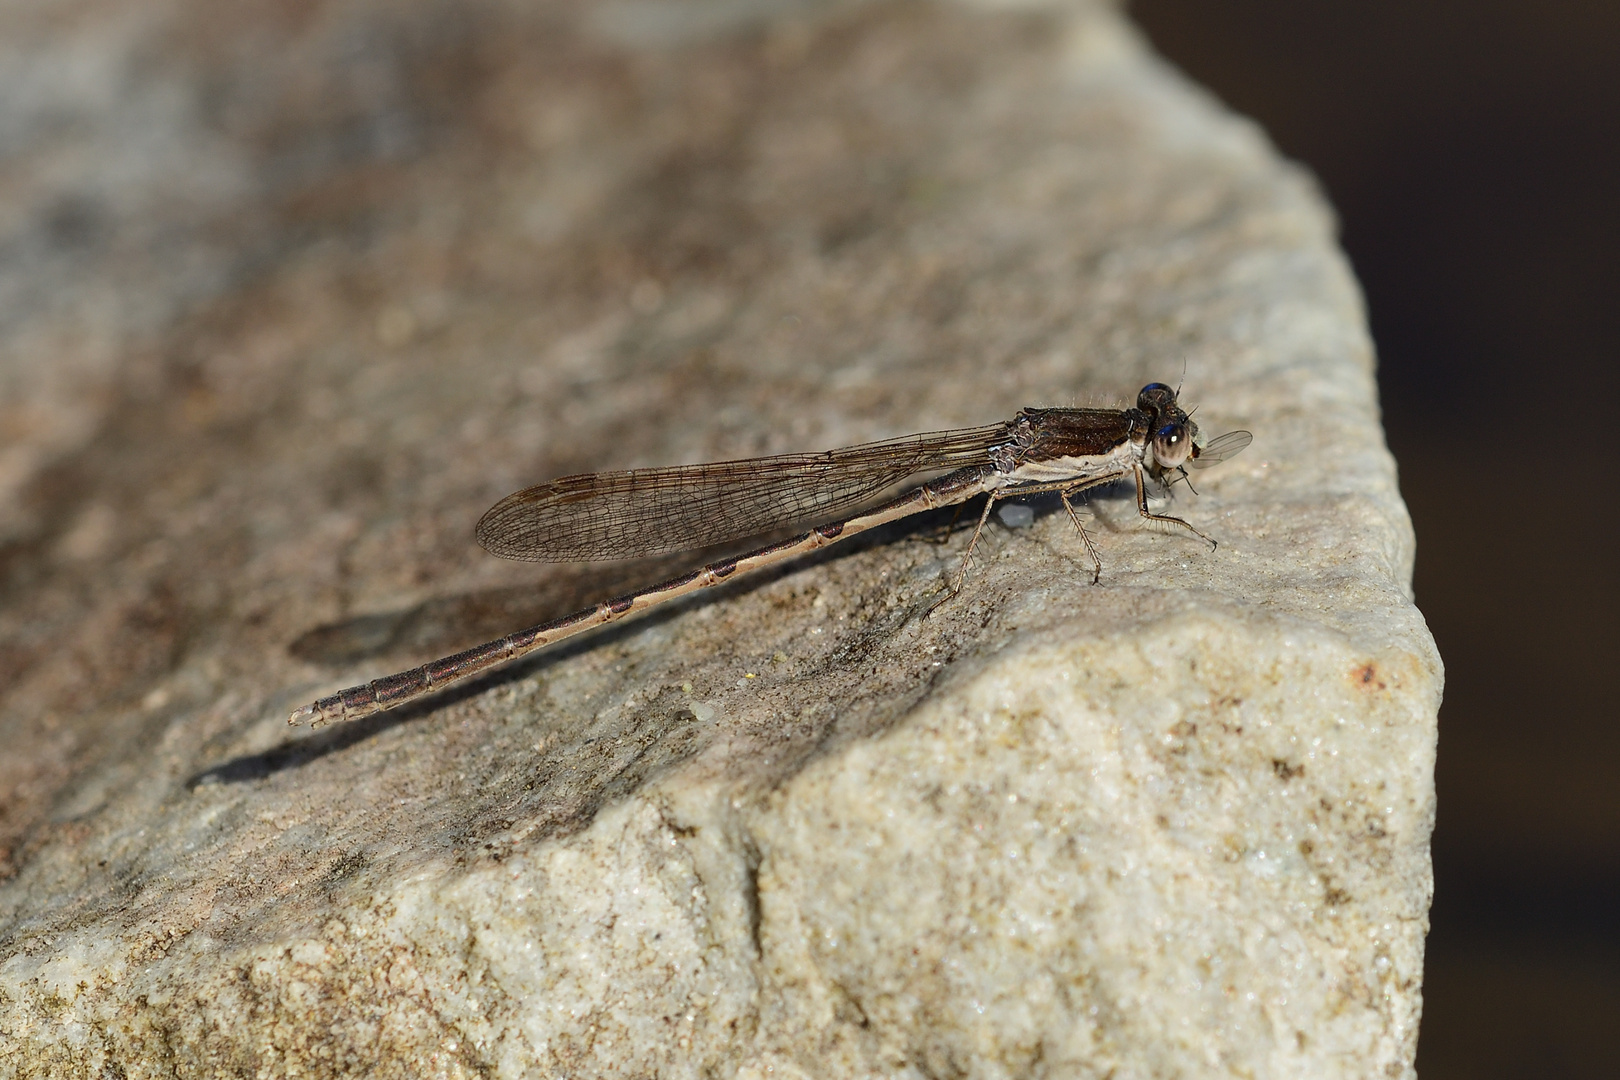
[0,0,1437,1077]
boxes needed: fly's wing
[1190,430,1252,469]
[476,423,1012,561]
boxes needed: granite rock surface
[0,0,1439,1076]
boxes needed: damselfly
[289,382,1250,727]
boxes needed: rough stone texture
[0,0,1440,1077]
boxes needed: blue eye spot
[1138,383,1176,410]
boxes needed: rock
[0,0,1439,1076]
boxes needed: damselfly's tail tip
[288,702,320,727]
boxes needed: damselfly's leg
[1059,488,1105,584]
[1021,471,1122,584]
[927,493,999,616]
[926,500,971,545]
[925,469,1142,615]
[1133,464,1216,548]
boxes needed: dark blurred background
[1129,2,1620,1076]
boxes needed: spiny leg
[926,469,1138,615]
[1060,488,1106,584]
[927,492,999,616]
[1010,471,1123,583]
[926,500,971,545]
[1133,464,1216,549]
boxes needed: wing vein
[476,422,1013,560]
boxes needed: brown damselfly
[289,382,1250,727]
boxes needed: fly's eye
[1153,421,1192,467]
[1137,382,1175,410]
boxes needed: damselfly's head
[1137,382,1196,470]
[1136,382,1253,476]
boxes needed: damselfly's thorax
[1004,383,1192,474]
[993,383,1244,489]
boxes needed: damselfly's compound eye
[1154,421,1192,468]
[1137,383,1176,411]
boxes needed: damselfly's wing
[1190,430,1252,470]
[477,423,1013,561]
